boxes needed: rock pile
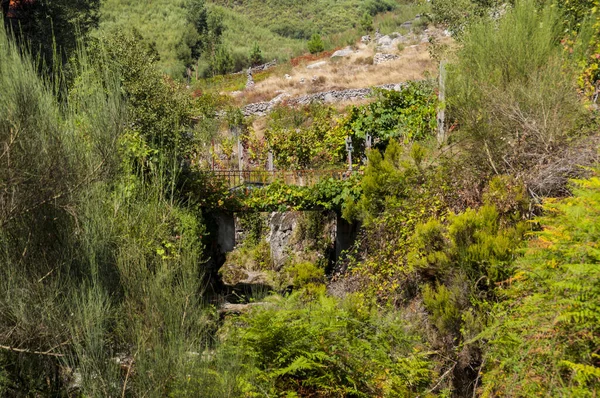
[246,68,255,90]
[234,59,277,75]
[373,53,400,65]
[241,82,408,116]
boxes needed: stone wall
[219,211,338,289]
[242,82,408,116]
[233,59,278,75]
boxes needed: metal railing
[206,169,350,188]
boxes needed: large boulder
[267,212,298,270]
[306,60,327,69]
[376,34,393,49]
[331,47,354,58]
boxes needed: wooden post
[345,137,353,172]
[437,60,447,145]
[211,139,215,170]
[348,151,353,172]
[237,136,243,171]
[268,150,274,172]
[365,133,372,165]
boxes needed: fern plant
[481,175,600,396]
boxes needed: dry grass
[233,27,453,106]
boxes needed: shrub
[264,103,345,169]
[481,174,600,396]
[431,0,476,32]
[364,0,396,16]
[231,50,250,72]
[283,261,326,287]
[307,33,325,54]
[423,282,465,335]
[0,21,212,396]
[207,45,234,76]
[213,292,433,396]
[340,81,438,148]
[360,12,375,33]
[447,0,588,195]
[249,42,263,66]
[95,30,196,158]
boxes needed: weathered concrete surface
[266,212,299,270]
[335,213,360,261]
[214,212,235,253]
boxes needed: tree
[249,42,263,66]
[307,33,324,54]
[186,0,225,68]
[96,30,194,156]
[2,0,101,67]
[360,12,374,33]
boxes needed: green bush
[0,21,213,396]
[307,33,325,54]
[283,261,326,287]
[249,42,263,66]
[364,0,396,16]
[340,81,438,148]
[93,30,195,157]
[481,174,600,396]
[212,292,433,396]
[264,103,346,169]
[423,282,465,336]
[431,0,476,32]
[447,0,587,191]
[360,12,374,33]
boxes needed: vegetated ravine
[1,0,600,397]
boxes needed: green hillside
[209,0,426,61]
[97,0,426,77]
[98,0,195,77]
[210,0,393,41]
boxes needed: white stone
[270,93,290,104]
[373,53,400,65]
[306,61,327,69]
[331,47,354,58]
[377,35,393,48]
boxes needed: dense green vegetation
[1,0,100,69]
[1,0,600,396]
[95,0,427,78]
[481,176,600,395]
[97,0,226,77]
[208,0,402,57]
